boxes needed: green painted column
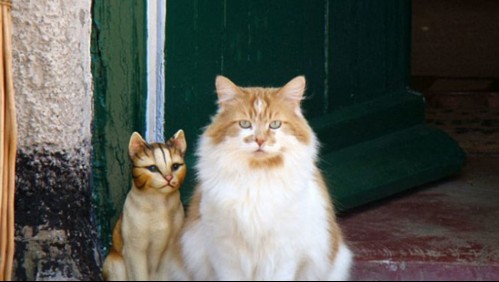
[91,0,147,251]
[164,0,465,210]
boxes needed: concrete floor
[341,154,499,280]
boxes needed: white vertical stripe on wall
[146,0,166,142]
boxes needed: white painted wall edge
[146,0,166,142]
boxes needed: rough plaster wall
[12,0,93,154]
[11,0,101,280]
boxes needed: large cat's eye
[269,120,282,129]
[146,165,158,173]
[239,120,252,129]
[172,163,183,171]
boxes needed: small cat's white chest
[122,192,177,239]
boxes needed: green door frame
[91,0,147,252]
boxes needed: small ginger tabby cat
[180,76,353,280]
[102,131,187,281]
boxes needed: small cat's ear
[129,132,147,158]
[173,129,187,155]
[215,75,239,107]
[280,76,306,115]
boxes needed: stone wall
[11,0,101,280]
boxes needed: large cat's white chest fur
[181,136,353,281]
[205,172,318,237]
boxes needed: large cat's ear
[215,75,239,108]
[172,129,187,155]
[280,76,306,115]
[129,132,147,158]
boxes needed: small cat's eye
[269,120,282,129]
[147,165,158,173]
[172,163,183,171]
[239,120,252,129]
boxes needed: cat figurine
[102,130,187,281]
[180,76,353,280]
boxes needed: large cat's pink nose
[165,175,173,181]
[256,138,265,146]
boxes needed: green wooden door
[164,0,465,209]
[91,0,147,251]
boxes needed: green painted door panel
[164,0,225,149]
[91,0,147,251]
[164,0,327,144]
[164,0,465,209]
[221,1,327,117]
[328,0,411,109]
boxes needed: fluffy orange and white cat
[102,131,187,281]
[181,76,353,280]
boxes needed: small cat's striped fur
[181,76,353,280]
[102,131,187,281]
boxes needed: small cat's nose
[165,175,173,181]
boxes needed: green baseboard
[321,124,466,211]
[309,91,465,211]
[310,90,425,153]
